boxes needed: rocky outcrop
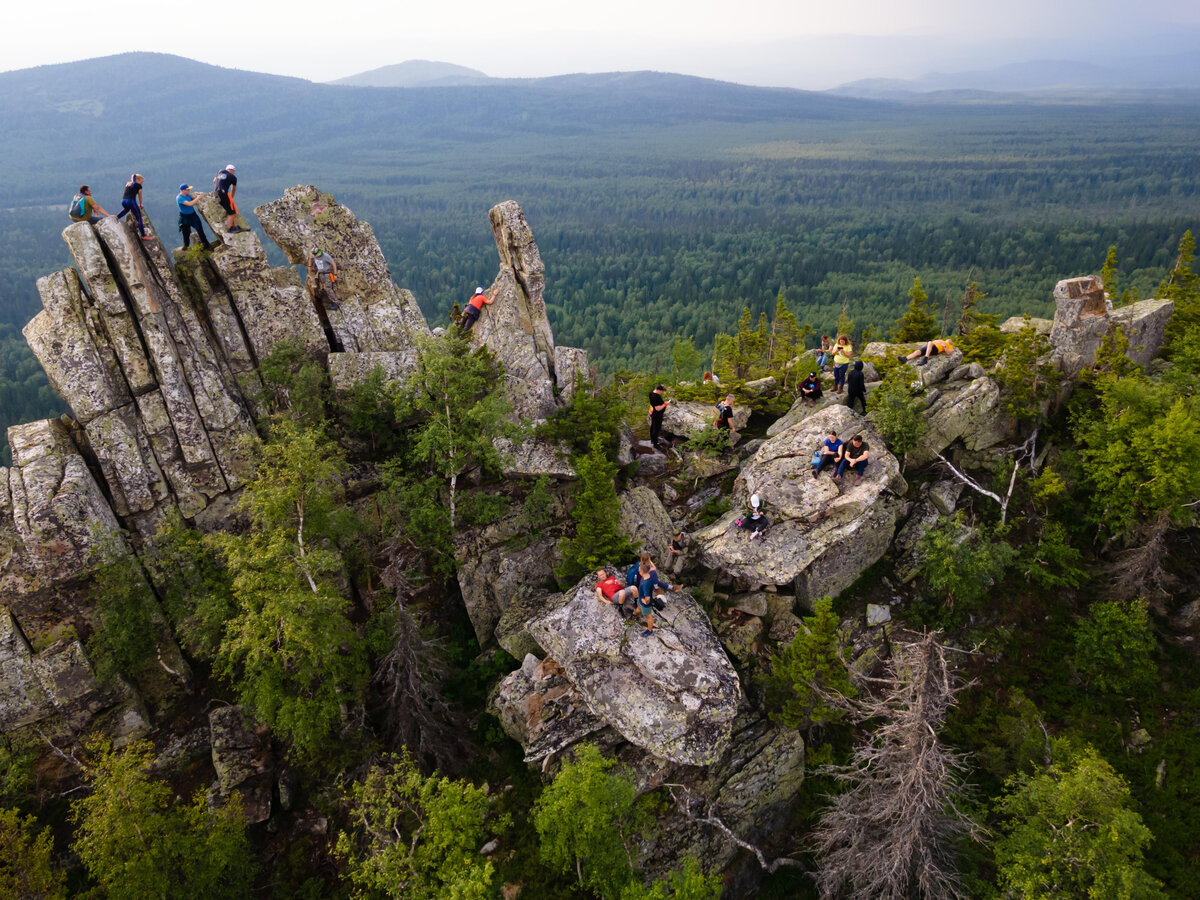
[1000,316,1052,335]
[908,374,1010,467]
[209,705,273,824]
[522,574,740,765]
[661,400,751,437]
[1049,282,1174,378]
[491,654,607,762]
[618,486,675,560]
[695,405,906,601]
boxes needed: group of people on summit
[595,551,684,636]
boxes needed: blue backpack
[68,194,87,219]
[626,562,640,587]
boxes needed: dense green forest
[1,54,1198,456]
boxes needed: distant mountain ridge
[330,59,491,87]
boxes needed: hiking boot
[641,629,654,637]
[916,358,928,367]
[325,300,340,311]
[227,226,245,234]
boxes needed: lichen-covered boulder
[661,400,750,437]
[695,405,906,602]
[1049,294,1174,378]
[553,346,590,400]
[494,437,575,479]
[209,705,273,824]
[1000,316,1053,335]
[525,574,740,765]
[907,375,1010,467]
[327,350,418,396]
[618,486,675,560]
[490,654,607,762]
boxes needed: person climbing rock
[176,185,211,251]
[901,337,954,366]
[68,185,110,224]
[668,530,686,575]
[714,394,735,432]
[734,494,769,540]
[306,247,340,311]
[846,360,867,413]
[832,335,854,393]
[648,384,670,448]
[460,287,494,332]
[595,569,639,619]
[213,164,243,233]
[812,429,843,479]
[800,371,823,407]
[116,174,151,240]
[834,434,871,481]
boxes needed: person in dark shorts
[734,494,769,540]
[176,185,211,251]
[213,164,243,233]
[69,186,110,224]
[460,287,494,332]
[116,174,151,239]
[834,434,871,481]
[595,569,640,619]
[648,384,670,448]
[846,360,867,414]
[901,338,955,366]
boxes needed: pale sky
[5,0,1198,87]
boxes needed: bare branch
[662,784,807,875]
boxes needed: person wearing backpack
[116,174,151,240]
[213,164,244,234]
[306,248,340,312]
[714,394,735,431]
[845,360,867,414]
[176,185,212,251]
[68,186,110,224]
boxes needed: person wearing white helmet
[734,493,769,540]
[213,164,243,233]
[459,286,494,332]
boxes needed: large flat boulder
[490,654,607,762]
[695,405,906,601]
[1048,274,1174,377]
[618,486,675,560]
[525,574,740,765]
[662,400,750,437]
[907,375,1010,467]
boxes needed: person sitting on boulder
[69,185,110,224]
[734,494,769,540]
[816,334,832,370]
[714,395,735,432]
[800,371,823,407]
[626,552,682,597]
[632,556,681,636]
[845,360,867,414]
[595,569,640,619]
[901,337,955,366]
[306,247,340,312]
[834,434,871,482]
[460,287,494,332]
[812,429,843,479]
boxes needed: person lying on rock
[800,371,823,407]
[595,569,640,620]
[834,433,870,482]
[900,337,954,366]
[845,361,867,414]
[733,494,769,540]
[306,247,340,311]
[812,429,842,479]
[460,286,494,332]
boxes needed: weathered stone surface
[1000,316,1053,335]
[83,404,170,517]
[490,654,607,762]
[661,400,750,437]
[553,346,589,400]
[927,480,964,516]
[494,438,575,479]
[255,186,431,354]
[1049,296,1174,378]
[765,594,803,643]
[891,499,941,584]
[717,615,763,662]
[863,341,922,358]
[0,607,148,741]
[729,592,771,618]
[526,574,740,765]
[866,603,891,626]
[743,376,777,395]
[914,349,964,386]
[26,269,130,424]
[908,376,1009,467]
[327,350,418,396]
[194,194,329,360]
[7,419,124,583]
[947,361,985,382]
[134,391,209,518]
[695,405,906,602]
[1170,599,1200,633]
[618,486,675,560]
[469,203,561,421]
[209,705,272,824]
[766,389,877,438]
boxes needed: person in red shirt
[460,286,494,332]
[595,569,639,619]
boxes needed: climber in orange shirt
[459,286,494,332]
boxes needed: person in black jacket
[648,384,669,448]
[846,360,867,414]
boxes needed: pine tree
[955,282,997,335]
[892,276,938,342]
[768,292,811,379]
[1100,245,1120,308]
[557,434,635,580]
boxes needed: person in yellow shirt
[832,335,854,393]
[902,338,955,366]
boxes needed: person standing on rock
[306,248,340,311]
[116,174,151,240]
[648,384,670,449]
[213,164,244,234]
[668,530,687,575]
[834,434,871,482]
[176,185,212,251]
[595,569,639,619]
[460,287,494,332]
[69,185,110,224]
[832,335,854,393]
[845,360,867,414]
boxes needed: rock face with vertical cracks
[524,573,740,766]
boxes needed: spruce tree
[892,276,939,342]
[1100,245,1120,307]
[557,434,635,580]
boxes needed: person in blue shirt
[176,185,211,251]
[812,429,843,479]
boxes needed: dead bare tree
[662,784,806,875]
[811,634,981,900]
[1103,509,1175,601]
[935,428,1038,526]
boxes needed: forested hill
[2,52,1199,459]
